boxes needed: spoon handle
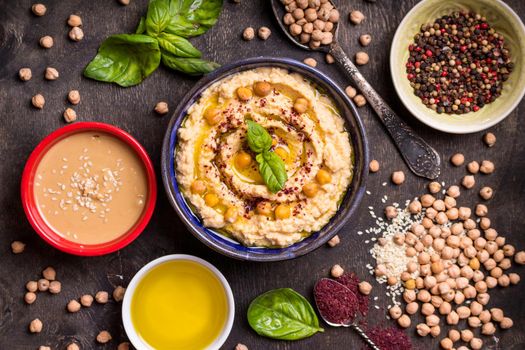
[329,43,441,180]
[350,323,381,350]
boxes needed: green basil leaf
[256,151,288,193]
[246,120,272,154]
[164,0,223,38]
[157,32,202,58]
[84,34,161,87]
[136,16,146,34]
[145,0,174,37]
[247,288,324,340]
[161,51,219,75]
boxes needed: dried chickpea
[467,161,480,174]
[514,251,525,265]
[446,311,459,325]
[353,94,366,107]
[430,325,441,337]
[359,34,372,46]
[470,338,483,350]
[95,291,109,304]
[32,94,45,109]
[397,314,411,328]
[39,35,53,48]
[405,302,418,315]
[500,317,513,329]
[38,279,49,292]
[32,3,47,16]
[358,281,372,295]
[63,108,77,123]
[330,264,344,278]
[242,27,255,41]
[479,160,494,174]
[461,175,475,189]
[29,318,43,333]
[450,153,464,166]
[69,27,84,41]
[483,132,496,147]
[481,322,496,335]
[355,51,369,65]
[49,281,61,294]
[468,316,481,328]
[19,68,32,81]
[416,323,430,336]
[349,10,365,24]
[96,330,112,343]
[327,235,340,247]
[426,314,440,327]
[42,267,56,280]
[67,343,80,350]
[446,185,460,198]
[113,286,126,302]
[325,53,335,64]
[25,292,37,304]
[368,159,379,173]
[67,300,81,313]
[389,305,402,319]
[428,181,441,194]
[80,294,94,307]
[440,338,453,349]
[118,343,130,350]
[26,281,38,292]
[391,171,405,185]
[509,273,520,285]
[479,186,493,200]
[154,102,169,115]
[475,204,488,217]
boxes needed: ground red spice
[314,278,358,325]
[363,325,413,350]
[335,272,369,316]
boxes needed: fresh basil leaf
[84,34,161,87]
[247,288,324,340]
[161,51,219,75]
[246,120,272,154]
[256,151,287,193]
[157,32,202,58]
[164,0,223,38]
[136,16,146,34]
[145,0,174,37]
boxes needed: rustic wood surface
[0,0,524,349]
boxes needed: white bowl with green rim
[390,0,525,134]
[122,254,235,350]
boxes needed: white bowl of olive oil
[122,254,235,349]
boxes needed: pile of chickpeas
[280,0,339,48]
[375,156,523,350]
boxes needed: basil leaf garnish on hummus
[256,151,288,193]
[246,120,272,153]
[246,120,287,193]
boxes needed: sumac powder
[314,278,358,325]
[336,272,369,316]
[363,325,412,350]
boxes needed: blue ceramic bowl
[161,57,369,262]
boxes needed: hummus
[176,67,353,247]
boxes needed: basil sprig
[246,120,287,193]
[84,0,223,87]
[247,288,324,340]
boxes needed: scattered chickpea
[470,338,483,350]
[384,206,397,219]
[39,36,54,49]
[258,27,271,40]
[68,90,81,105]
[359,34,372,46]
[461,175,475,189]
[509,273,520,285]
[118,342,130,350]
[358,281,372,295]
[113,285,126,302]
[475,204,488,217]
[67,343,80,350]
[118,0,131,5]
[391,171,405,185]
[440,337,453,350]
[242,27,255,41]
[42,267,56,280]
[32,94,45,109]
[330,264,344,278]
[63,108,77,123]
[25,292,37,304]
[49,281,61,294]
[327,235,340,247]
[19,68,32,81]
[154,101,169,115]
[450,153,464,166]
[467,161,480,174]
[67,15,82,27]
[483,132,496,147]
[80,294,94,307]
[39,347,51,350]
[355,51,369,65]
[446,185,460,198]
[95,291,109,304]
[353,94,366,107]
[26,281,38,292]
[479,160,494,174]
[67,300,81,313]
[69,27,84,41]
[389,305,402,319]
[397,314,411,328]
[96,330,112,344]
[349,10,365,24]
[235,344,248,350]
[303,57,317,67]
[345,86,357,99]
[325,53,335,64]
[500,317,513,329]
[29,318,43,333]
[11,240,26,253]
[38,279,50,292]
[32,3,47,16]
[430,325,441,337]
[478,186,493,200]
[368,159,379,173]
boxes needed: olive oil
[131,260,228,350]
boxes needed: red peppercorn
[425,49,433,57]
[473,105,480,112]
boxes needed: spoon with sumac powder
[271,0,441,180]
[314,278,380,350]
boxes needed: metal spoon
[314,278,380,350]
[271,0,441,180]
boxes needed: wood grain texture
[0,0,524,349]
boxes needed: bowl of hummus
[162,57,368,261]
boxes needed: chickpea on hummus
[176,67,353,247]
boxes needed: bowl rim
[390,0,525,134]
[20,121,157,256]
[161,56,369,262]
[121,254,235,350]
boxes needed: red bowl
[21,122,157,256]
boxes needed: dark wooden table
[1,0,524,349]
